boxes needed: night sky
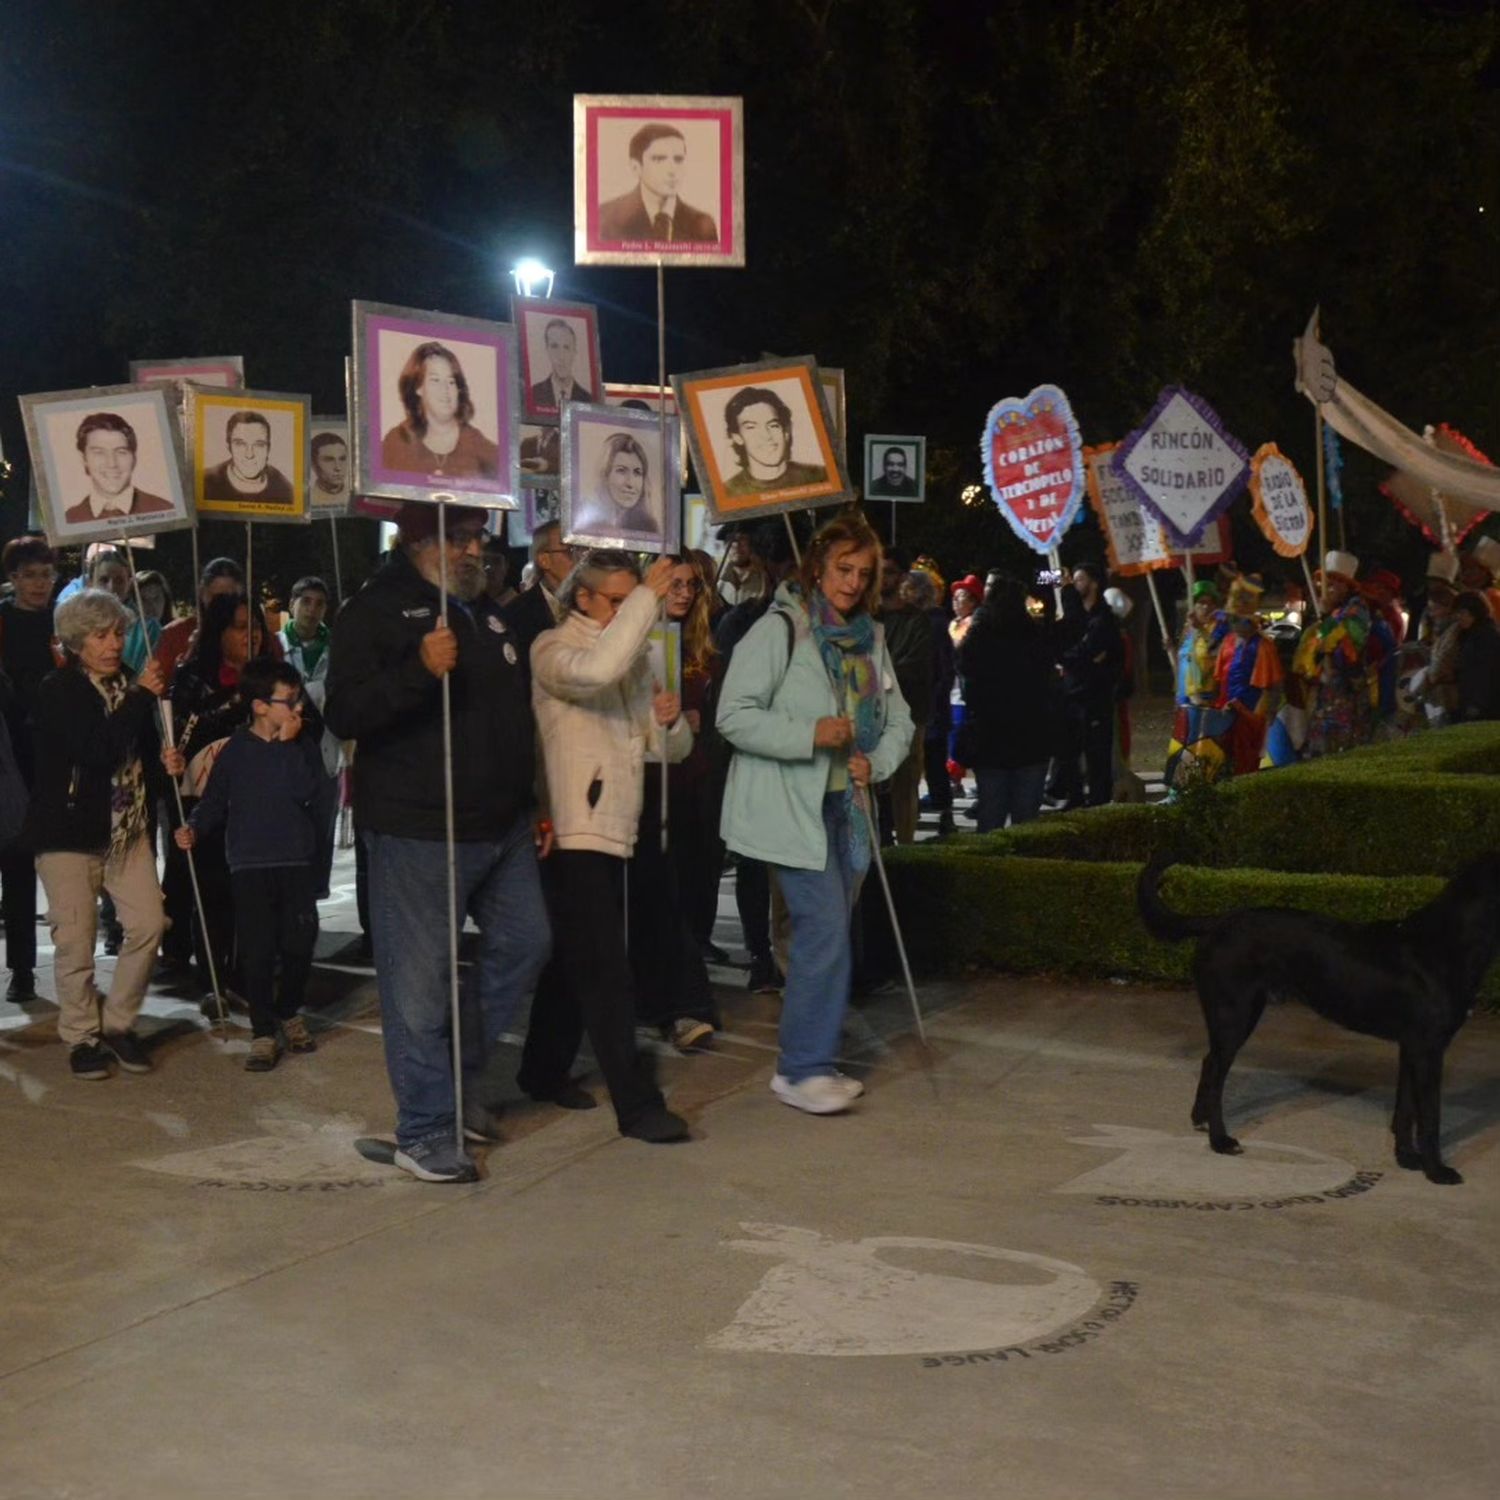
[2,0,1496,587]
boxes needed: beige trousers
[37,836,165,1046]
[889,727,925,845]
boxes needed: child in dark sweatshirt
[175,657,323,1071]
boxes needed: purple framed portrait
[560,402,681,553]
[513,296,604,424]
[351,300,520,509]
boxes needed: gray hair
[557,549,642,613]
[529,520,561,566]
[55,587,131,654]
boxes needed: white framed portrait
[524,487,562,533]
[19,382,195,548]
[674,356,852,524]
[190,387,311,524]
[561,402,681,553]
[574,94,745,268]
[863,434,926,503]
[351,299,520,509]
[513,296,603,423]
[308,416,351,517]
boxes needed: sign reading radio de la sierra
[1113,386,1249,549]
[981,384,1086,555]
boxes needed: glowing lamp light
[511,258,556,299]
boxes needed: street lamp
[511,258,555,299]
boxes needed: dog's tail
[1136,857,1218,943]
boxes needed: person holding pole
[518,548,693,1143]
[325,503,550,1184]
[716,512,913,1115]
[280,576,342,899]
[25,589,182,1079]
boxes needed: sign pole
[1144,569,1172,653]
[656,259,670,853]
[244,521,253,636]
[329,517,344,604]
[1300,552,1323,620]
[436,499,464,1158]
[118,534,227,1033]
[1313,311,1329,565]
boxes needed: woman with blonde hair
[717,512,913,1114]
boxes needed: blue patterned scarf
[804,587,882,867]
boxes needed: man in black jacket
[1055,563,1123,809]
[325,503,551,1183]
[500,520,573,663]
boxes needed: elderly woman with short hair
[25,589,181,1080]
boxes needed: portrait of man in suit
[868,444,920,499]
[597,122,719,245]
[527,319,596,415]
[721,386,827,497]
[310,430,349,506]
[64,412,175,524]
[203,410,294,504]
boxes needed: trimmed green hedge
[945,723,1500,877]
[876,853,1500,1002]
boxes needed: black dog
[1137,854,1500,1185]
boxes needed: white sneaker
[771,1073,860,1115]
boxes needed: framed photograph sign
[674,356,852,524]
[574,94,745,267]
[513,296,603,423]
[560,401,681,554]
[189,386,311,524]
[863,434,926,503]
[604,382,689,480]
[308,416,351,518]
[350,299,520,509]
[19,382,195,547]
[129,356,244,391]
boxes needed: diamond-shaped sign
[1114,387,1248,549]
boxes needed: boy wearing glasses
[175,659,323,1071]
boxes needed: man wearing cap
[325,502,552,1184]
[1295,549,1373,757]
[1214,572,1284,775]
[1459,535,1500,624]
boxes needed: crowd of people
[1,513,1496,1183]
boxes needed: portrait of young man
[721,386,827,497]
[866,442,921,500]
[598,122,719,245]
[64,412,175,524]
[203,410,294,504]
[527,318,596,416]
[310,430,349,507]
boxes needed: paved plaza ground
[4,832,1499,1499]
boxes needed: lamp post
[510,258,555,299]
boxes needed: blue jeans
[773,795,868,1082]
[365,819,551,1148]
[974,764,1048,832]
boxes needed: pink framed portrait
[574,95,744,268]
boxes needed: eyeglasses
[667,579,701,594]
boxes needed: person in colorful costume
[1359,567,1405,729]
[1165,580,1230,788]
[1459,535,1500,626]
[1213,572,1284,775]
[1296,549,1373,758]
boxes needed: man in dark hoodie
[325,503,551,1183]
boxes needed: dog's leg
[1410,1048,1462,1186]
[1195,980,1265,1157]
[1191,1053,1215,1131]
[1392,1046,1421,1171]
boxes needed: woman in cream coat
[519,549,695,1143]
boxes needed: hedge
[875,853,1500,1003]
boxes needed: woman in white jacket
[518,549,695,1143]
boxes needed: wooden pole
[1314,310,1329,568]
[436,500,464,1159]
[656,260,670,853]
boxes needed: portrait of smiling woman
[380,340,499,481]
[562,406,680,552]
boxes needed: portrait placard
[647,621,682,697]
[308,416,351,518]
[818,368,847,469]
[1084,442,1172,576]
[1114,386,1249,549]
[674,356,852,524]
[350,299,520,509]
[19,383,195,548]
[604,382,689,480]
[523,488,561,533]
[1248,442,1311,558]
[130,356,244,390]
[864,434,926,504]
[982,384,1086,555]
[561,403,681,553]
[513,296,603,423]
[575,94,745,267]
[518,424,561,489]
[189,387,311,524]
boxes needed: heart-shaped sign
[981,384,1085,554]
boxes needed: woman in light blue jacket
[717,512,913,1115]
